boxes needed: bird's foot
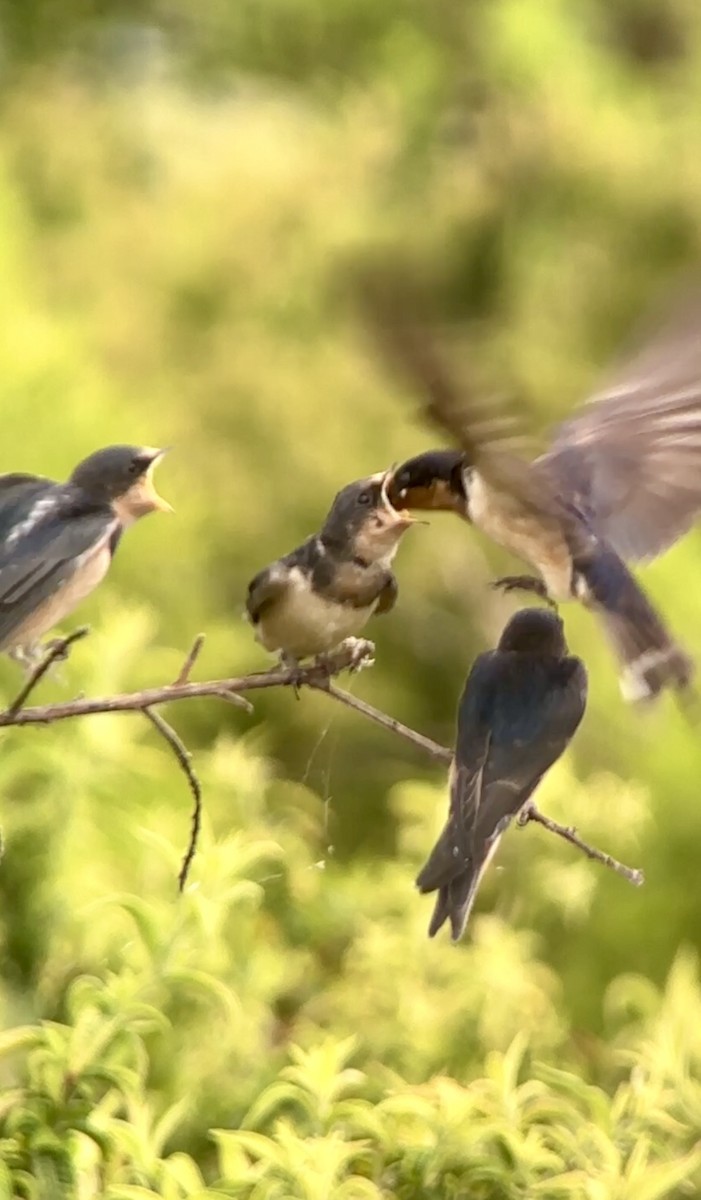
[8,645,42,671]
[517,803,535,828]
[490,575,557,609]
[8,631,84,685]
[339,637,375,673]
[41,636,77,665]
[280,653,305,699]
[309,652,334,691]
[309,639,375,691]
[10,642,68,681]
[11,643,72,681]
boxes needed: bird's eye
[357,490,372,506]
[127,459,142,477]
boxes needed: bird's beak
[378,467,420,529]
[397,478,463,513]
[386,451,467,515]
[388,474,464,515]
[142,446,174,513]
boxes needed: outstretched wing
[358,259,582,549]
[541,285,701,561]
[361,263,528,443]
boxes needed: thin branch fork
[0,630,645,892]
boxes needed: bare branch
[173,633,206,686]
[0,631,644,890]
[6,627,90,717]
[143,707,202,892]
[0,639,369,729]
[312,679,453,766]
[518,803,645,886]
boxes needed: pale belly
[468,473,573,601]
[3,540,114,651]
[256,572,375,659]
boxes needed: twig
[0,633,644,889]
[0,641,373,729]
[143,708,202,892]
[0,638,376,888]
[296,674,644,887]
[173,633,206,686]
[6,627,90,717]
[312,679,453,766]
[518,803,645,886]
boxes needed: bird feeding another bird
[360,263,700,703]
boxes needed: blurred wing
[358,260,564,521]
[0,509,115,646]
[542,286,701,561]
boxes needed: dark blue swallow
[0,445,171,665]
[246,471,415,667]
[417,608,587,940]
[369,280,701,701]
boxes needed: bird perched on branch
[0,445,171,665]
[417,607,587,941]
[362,267,701,702]
[246,471,415,670]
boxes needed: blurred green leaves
[1,0,701,1195]
[8,957,701,1195]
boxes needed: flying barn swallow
[417,608,587,941]
[364,273,701,701]
[246,471,415,668]
[0,445,171,665]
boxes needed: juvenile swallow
[365,272,701,701]
[417,608,587,941]
[246,472,415,667]
[0,445,171,664]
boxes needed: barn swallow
[417,608,587,941]
[0,445,171,664]
[246,471,415,667]
[365,271,701,701]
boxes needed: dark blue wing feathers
[0,485,116,646]
[417,651,587,939]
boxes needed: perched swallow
[417,608,587,941]
[366,274,701,701]
[0,445,171,664]
[246,472,415,666]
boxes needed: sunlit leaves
[1,0,701,1195]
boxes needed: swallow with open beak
[0,445,171,665]
[417,608,587,941]
[246,471,415,668]
[365,271,701,702]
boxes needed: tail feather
[426,870,483,941]
[577,549,694,702]
[417,835,501,942]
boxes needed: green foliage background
[2,1,701,1195]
